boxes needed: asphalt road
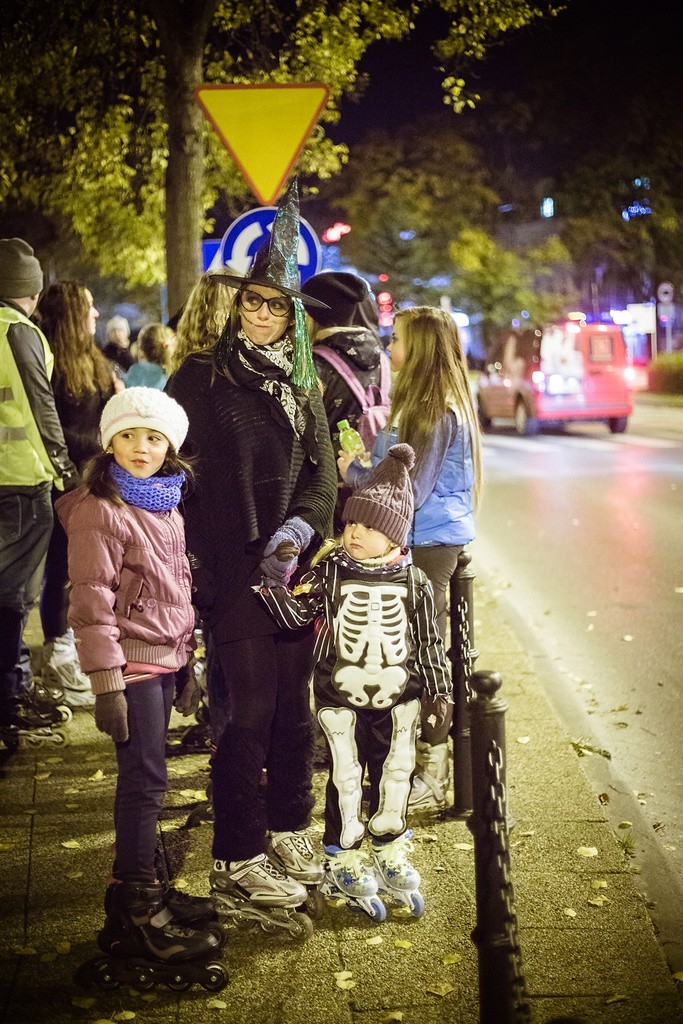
[470,399,683,892]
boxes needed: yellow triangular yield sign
[196,83,330,205]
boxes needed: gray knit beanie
[343,443,415,547]
[0,238,43,298]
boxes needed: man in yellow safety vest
[0,238,77,737]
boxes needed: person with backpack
[301,272,390,533]
[338,306,483,811]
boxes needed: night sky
[330,0,682,179]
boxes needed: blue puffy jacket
[370,415,475,547]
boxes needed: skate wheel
[0,733,19,752]
[132,965,155,990]
[201,962,229,991]
[368,897,387,923]
[55,705,73,724]
[289,912,314,940]
[304,888,325,920]
[408,891,425,918]
[208,923,228,949]
[167,973,192,991]
[91,956,120,990]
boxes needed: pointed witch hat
[212,178,329,310]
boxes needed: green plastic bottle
[337,419,364,456]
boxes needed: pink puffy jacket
[56,487,195,695]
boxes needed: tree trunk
[145,0,218,319]
[163,51,205,320]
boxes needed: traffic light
[377,289,393,328]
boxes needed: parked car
[476,321,633,435]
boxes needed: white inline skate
[268,830,326,919]
[372,830,425,918]
[210,854,313,940]
[320,847,387,922]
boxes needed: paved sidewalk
[1,578,682,1024]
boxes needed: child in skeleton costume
[257,444,451,920]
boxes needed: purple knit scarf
[110,462,184,512]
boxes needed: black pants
[411,544,463,745]
[0,484,53,708]
[210,628,316,862]
[39,489,70,642]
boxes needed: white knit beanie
[100,387,189,452]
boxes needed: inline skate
[320,847,387,922]
[372,830,425,917]
[0,698,67,750]
[26,679,73,724]
[210,854,314,939]
[268,830,326,919]
[104,879,226,946]
[75,879,228,992]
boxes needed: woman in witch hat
[166,179,337,922]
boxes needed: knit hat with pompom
[342,443,415,547]
[100,387,189,452]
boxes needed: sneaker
[325,847,378,899]
[42,630,95,706]
[269,830,324,885]
[372,831,421,892]
[211,854,306,907]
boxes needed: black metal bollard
[467,670,530,1024]
[449,549,478,815]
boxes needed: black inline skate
[0,697,67,751]
[75,879,228,992]
[104,879,227,948]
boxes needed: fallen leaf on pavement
[605,995,628,1004]
[71,996,96,1009]
[334,971,353,981]
[442,953,462,965]
[563,908,577,918]
[207,1000,227,1010]
[55,941,71,954]
[591,879,609,890]
[576,846,599,857]
[336,978,356,990]
[516,736,530,744]
[587,896,610,907]
[12,946,37,955]
[618,821,633,829]
[382,1013,403,1022]
[33,772,51,781]
[621,635,634,642]
[88,769,105,782]
[426,982,455,997]
[61,840,81,849]
[113,1014,136,1021]
[366,936,383,946]
[454,843,473,851]
[394,940,412,949]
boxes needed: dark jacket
[166,353,337,643]
[313,326,385,446]
[52,376,114,472]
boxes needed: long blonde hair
[37,282,112,399]
[391,306,482,508]
[169,272,235,372]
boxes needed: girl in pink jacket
[57,387,225,980]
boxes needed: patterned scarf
[227,329,319,461]
[110,462,184,512]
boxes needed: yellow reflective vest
[0,305,63,488]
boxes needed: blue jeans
[113,674,175,881]
[0,484,53,705]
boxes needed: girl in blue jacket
[339,306,482,809]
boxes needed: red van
[476,321,633,435]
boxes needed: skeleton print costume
[257,543,451,849]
